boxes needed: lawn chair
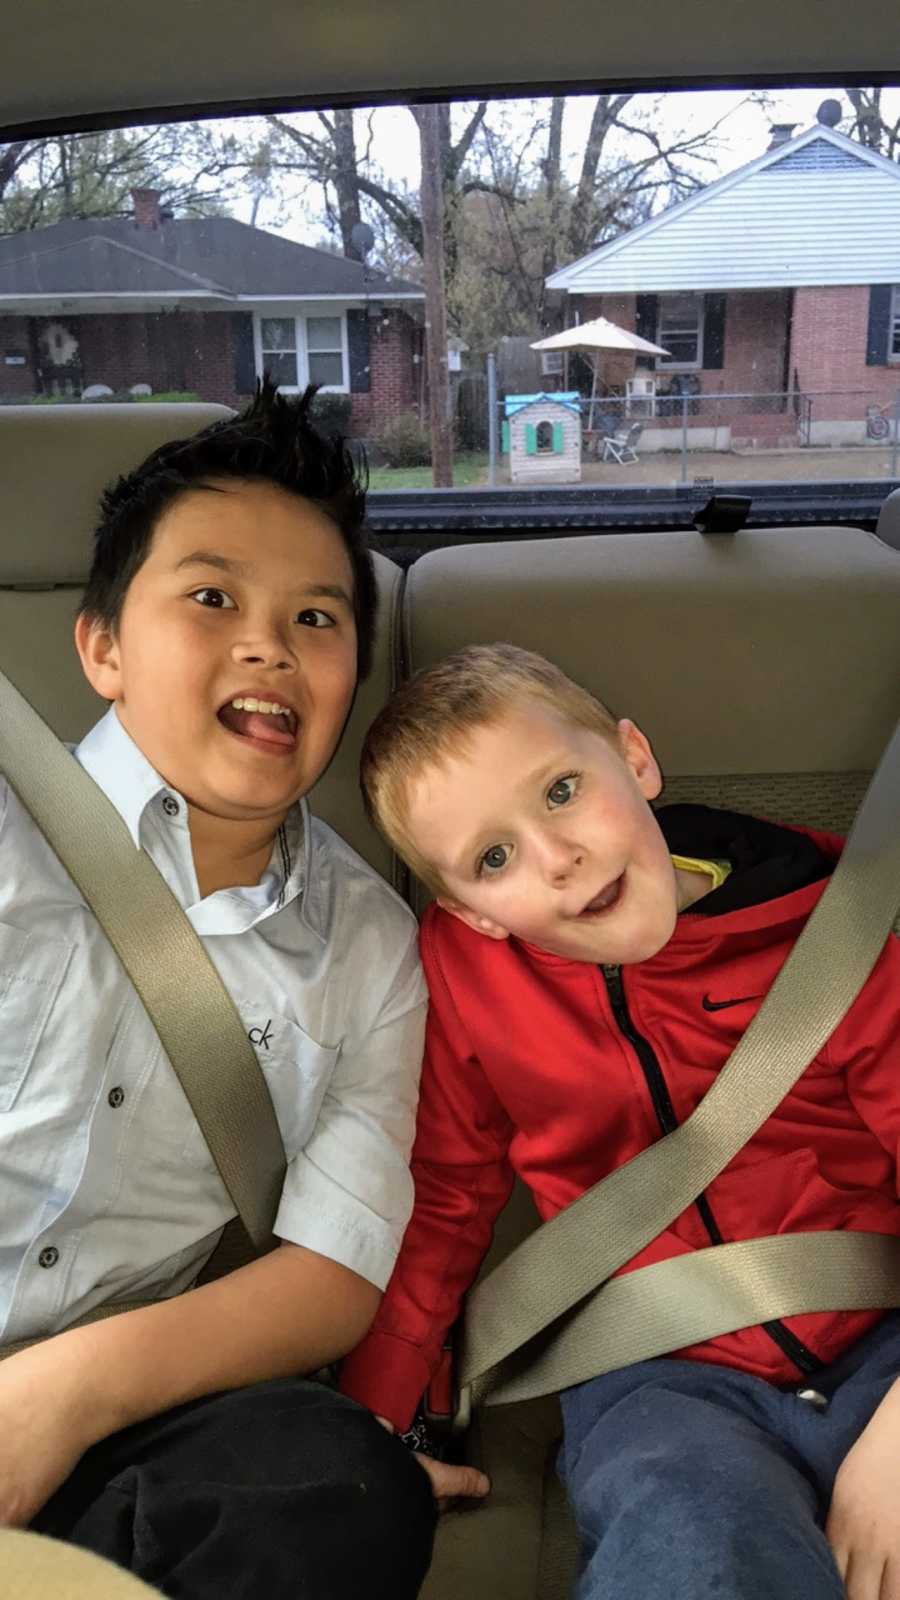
[602,422,642,464]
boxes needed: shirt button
[108,1086,125,1108]
[38,1246,59,1269]
[796,1387,829,1412]
[162,795,179,818]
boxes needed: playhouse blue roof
[503,391,582,418]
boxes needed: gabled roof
[547,125,900,295]
[0,215,423,306]
[504,391,581,417]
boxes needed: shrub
[133,390,202,404]
[311,391,353,438]
[375,410,432,468]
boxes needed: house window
[536,420,554,452]
[306,316,345,387]
[257,314,348,391]
[658,295,704,368]
[260,317,300,387]
[891,287,900,360]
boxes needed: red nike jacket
[340,823,900,1430]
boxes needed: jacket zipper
[600,963,819,1377]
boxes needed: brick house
[0,189,424,432]
[546,122,900,447]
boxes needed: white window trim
[889,286,900,364]
[253,312,350,393]
[657,294,705,372]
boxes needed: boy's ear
[436,897,511,942]
[74,612,122,702]
[617,718,663,802]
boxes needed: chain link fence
[487,379,900,485]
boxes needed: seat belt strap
[459,714,900,1406]
[478,1231,900,1408]
[0,669,285,1254]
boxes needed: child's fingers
[413,1452,490,1506]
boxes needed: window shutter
[704,294,726,369]
[231,313,256,394]
[635,294,658,344]
[552,421,564,452]
[501,420,510,454]
[525,423,537,455]
[866,286,892,366]
[347,309,371,393]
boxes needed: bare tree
[264,102,506,276]
[845,89,900,160]
[412,104,454,487]
[0,124,245,234]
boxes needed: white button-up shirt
[0,708,426,1344]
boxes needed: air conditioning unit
[541,351,564,376]
[626,374,657,417]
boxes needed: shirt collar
[73,707,323,939]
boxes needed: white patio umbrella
[531,316,671,429]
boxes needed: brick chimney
[766,123,798,151]
[131,188,162,228]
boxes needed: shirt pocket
[182,1004,340,1169]
[0,920,74,1111]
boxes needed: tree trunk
[332,109,363,257]
[0,142,30,203]
[567,94,633,260]
[58,137,74,218]
[415,104,454,488]
[539,97,566,325]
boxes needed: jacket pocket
[0,921,74,1111]
[706,1144,895,1241]
[182,1004,340,1169]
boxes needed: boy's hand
[413,1452,490,1513]
[826,1379,900,1600]
[0,1340,97,1526]
[375,1415,489,1511]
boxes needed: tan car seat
[2,1529,159,1599]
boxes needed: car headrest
[875,487,900,553]
[0,403,232,585]
[404,525,900,777]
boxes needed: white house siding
[548,131,900,295]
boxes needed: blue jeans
[559,1313,900,1600]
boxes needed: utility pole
[413,102,454,487]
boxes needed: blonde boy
[341,642,900,1600]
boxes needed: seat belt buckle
[423,1344,472,1436]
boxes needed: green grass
[367,451,488,490]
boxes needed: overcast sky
[232,84,897,242]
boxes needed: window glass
[307,317,343,351]
[306,317,345,388]
[2,86,899,514]
[260,318,299,388]
[658,297,703,368]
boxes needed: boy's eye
[478,843,511,876]
[191,586,236,610]
[295,608,335,628]
[547,774,578,807]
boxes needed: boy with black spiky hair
[0,381,435,1596]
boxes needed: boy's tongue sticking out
[218,697,297,750]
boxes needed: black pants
[33,1378,437,1599]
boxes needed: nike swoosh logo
[702,993,763,1012]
